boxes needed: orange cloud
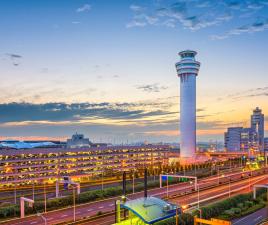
[142,129,224,137]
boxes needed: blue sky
[0,0,268,143]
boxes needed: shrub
[245,201,253,208]
[237,203,244,209]
[232,208,241,214]
[223,209,235,217]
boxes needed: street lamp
[229,177,231,198]
[101,155,104,191]
[32,182,35,201]
[217,166,220,185]
[43,181,47,213]
[73,185,76,222]
[197,184,200,209]
[37,213,47,225]
[14,183,17,205]
[132,169,136,194]
[249,170,252,191]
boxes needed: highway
[1,168,268,225]
[56,175,268,225]
[0,165,238,204]
[232,207,268,225]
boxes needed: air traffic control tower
[175,50,200,160]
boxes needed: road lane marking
[99,206,104,209]
[47,218,53,220]
[60,214,68,218]
[254,216,262,221]
[30,222,37,224]
[109,204,114,206]
[76,211,81,214]
[87,209,93,212]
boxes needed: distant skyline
[0,0,268,143]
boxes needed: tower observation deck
[175,50,200,159]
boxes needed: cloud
[0,102,175,124]
[130,4,145,12]
[211,18,268,39]
[136,83,168,93]
[227,86,268,100]
[72,21,81,24]
[76,4,91,13]
[127,1,268,38]
[6,53,22,66]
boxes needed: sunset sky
[0,0,268,143]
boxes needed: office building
[264,137,268,152]
[224,127,243,151]
[251,107,264,151]
[224,107,264,152]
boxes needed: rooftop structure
[115,197,179,225]
[66,133,91,148]
[0,140,57,149]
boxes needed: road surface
[2,169,267,225]
[232,207,268,225]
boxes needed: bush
[232,208,241,214]
[245,201,253,208]
[223,209,235,217]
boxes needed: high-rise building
[264,137,268,152]
[224,107,264,152]
[240,128,258,151]
[224,127,258,152]
[175,50,200,159]
[224,127,243,151]
[251,107,264,151]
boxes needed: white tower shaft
[176,50,200,159]
[180,74,196,158]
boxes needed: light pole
[197,184,200,209]
[217,166,220,185]
[249,170,252,191]
[14,183,17,205]
[229,177,231,198]
[176,206,179,225]
[32,183,35,201]
[132,170,135,194]
[101,155,104,191]
[73,186,76,222]
[43,182,47,213]
[166,175,169,199]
